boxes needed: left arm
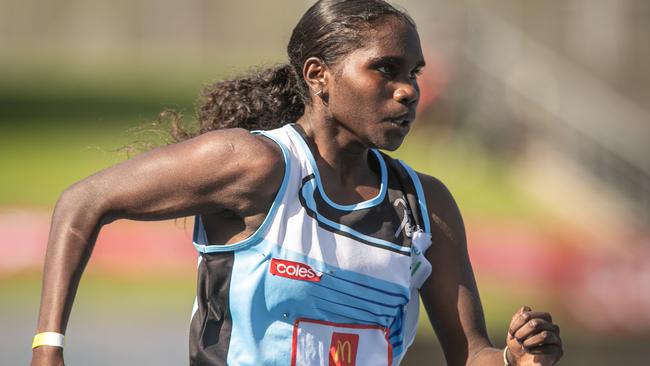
[416,173,562,366]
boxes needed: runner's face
[326,18,424,151]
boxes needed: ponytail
[166,64,304,142]
[200,64,304,131]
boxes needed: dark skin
[32,18,562,366]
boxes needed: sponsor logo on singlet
[270,258,322,282]
[329,332,359,366]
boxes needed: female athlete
[31,1,563,365]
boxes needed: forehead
[342,18,423,66]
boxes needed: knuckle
[529,319,540,328]
[515,334,524,343]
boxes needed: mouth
[386,117,413,137]
[391,119,410,126]
[388,116,413,128]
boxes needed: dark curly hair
[170,0,415,141]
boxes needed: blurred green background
[1,0,649,364]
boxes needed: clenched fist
[505,306,563,366]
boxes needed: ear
[302,57,330,97]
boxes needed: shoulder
[186,128,283,173]
[188,128,282,166]
[188,128,285,197]
[414,171,465,244]
[415,172,455,212]
[382,157,461,233]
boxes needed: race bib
[291,318,392,366]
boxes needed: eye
[409,68,423,80]
[376,64,397,76]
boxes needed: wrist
[32,344,63,357]
[504,345,516,366]
[32,332,65,349]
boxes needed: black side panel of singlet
[380,152,426,232]
[189,252,234,366]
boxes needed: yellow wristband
[503,345,510,366]
[32,332,65,349]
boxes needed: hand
[505,306,563,366]
[31,346,65,366]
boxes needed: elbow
[55,181,110,227]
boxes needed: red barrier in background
[2,209,649,334]
[0,210,197,274]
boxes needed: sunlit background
[1,0,649,364]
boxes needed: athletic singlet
[189,124,433,366]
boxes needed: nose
[393,83,418,105]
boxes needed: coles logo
[270,258,322,282]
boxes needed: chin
[381,143,403,152]
[372,135,406,151]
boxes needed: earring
[314,87,328,106]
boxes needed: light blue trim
[301,179,412,255]
[192,130,291,253]
[397,160,431,234]
[287,124,387,211]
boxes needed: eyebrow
[369,56,426,69]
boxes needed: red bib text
[270,258,322,282]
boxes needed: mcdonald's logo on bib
[329,332,359,366]
[291,318,391,366]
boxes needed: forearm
[468,346,506,366]
[35,188,106,334]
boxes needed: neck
[295,106,381,204]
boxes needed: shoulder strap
[379,152,431,235]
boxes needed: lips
[387,110,415,124]
[390,118,411,127]
[388,115,414,127]
[386,117,413,137]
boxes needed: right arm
[31,128,284,365]
[417,174,562,366]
